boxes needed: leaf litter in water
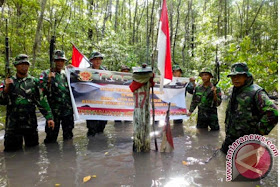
[182,161,189,166]
[83,176,92,183]
[83,175,97,183]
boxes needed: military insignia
[39,74,44,83]
[79,71,92,81]
[0,83,4,91]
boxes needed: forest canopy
[0,0,278,95]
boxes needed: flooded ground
[0,99,278,187]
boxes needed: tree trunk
[148,0,156,63]
[0,0,4,7]
[191,10,195,57]
[132,77,151,152]
[114,0,119,31]
[172,0,182,60]
[102,0,110,38]
[245,0,249,35]
[236,2,243,38]
[247,0,265,34]
[132,0,139,44]
[31,0,47,70]
[224,0,227,39]
[169,2,173,48]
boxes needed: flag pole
[150,1,161,152]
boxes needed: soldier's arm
[39,71,51,96]
[189,87,199,113]
[0,79,12,105]
[34,79,53,121]
[215,87,222,106]
[255,90,278,135]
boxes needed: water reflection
[0,100,277,186]
[172,122,184,137]
[2,147,40,186]
[41,140,78,186]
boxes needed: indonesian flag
[157,0,172,90]
[71,45,90,68]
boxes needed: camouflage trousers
[196,107,219,130]
[44,114,74,143]
[4,128,39,152]
[86,120,107,136]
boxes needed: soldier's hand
[187,112,192,116]
[48,72,55,84]
[189,77,196,87]
[48,72,55,78]
[190,77,196,83]
[67,64,74,69]
[47,120,55,130]
[211,86,217,91]
[4,78,14,93]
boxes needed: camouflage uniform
[189,68,222,130]
[221,63,278,153]
[40,50,74,143]
[87,51,107,136]
[0,54,53,151]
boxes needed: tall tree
[31,0,47,70]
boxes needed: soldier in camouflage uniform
[86,51,107,136]
[40,50,74,143]
[187,67,222,130]
[221,63,278,153]
[0,54,54,151]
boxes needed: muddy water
[0,99,278,187]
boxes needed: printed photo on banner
[66,67,190,121]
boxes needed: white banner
[66,67,189,121]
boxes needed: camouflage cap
[89,51,104,61]
[54,50,67,61]
[172,65,182,73]
[199,67,213,77]
[13,54,31,66]
[121,65,131,72]
[227,62,252,77]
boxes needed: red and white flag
[71,45,90,68]
[157,0,172,89]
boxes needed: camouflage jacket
[189,83,222,113]
[225,77,278,137]
[0,75,53,130]
[40,69,73,117]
